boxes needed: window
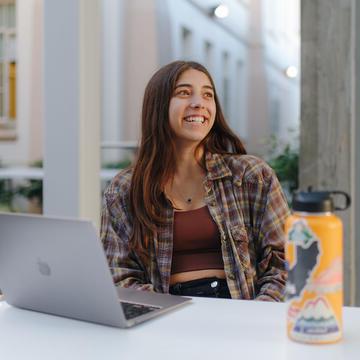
[204,40,213,71]
[222,51,230,118]
[181,27,192,60]
[0,1,16,141]
[270,98,281,135]
[235,60,244,134]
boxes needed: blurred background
[0,0,359,306]
[0,0,299,213]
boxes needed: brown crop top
[170,206,224,274]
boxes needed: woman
[101,60,290,301]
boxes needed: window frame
[0,1,16,141]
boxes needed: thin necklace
[168,185,204,209]
[165,172,206,208]
[169,194,195,207]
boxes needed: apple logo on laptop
[37,258,51,276]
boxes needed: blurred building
[102,0,300,160]
[0,0,299,165]
[0,0,42,166]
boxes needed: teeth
[184,116,205,123]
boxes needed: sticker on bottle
[286,218,342,343]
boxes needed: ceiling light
[285,66,298,78]
[213,4,229,19]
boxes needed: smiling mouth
[183,116,206,124]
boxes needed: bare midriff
[170,269,226,285]
[170,205,226,285]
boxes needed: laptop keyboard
[120,301,161,320]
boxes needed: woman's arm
[100,190,155,292]
[254,168,290,302]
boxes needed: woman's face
[168,68,216,146]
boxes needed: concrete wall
[355,0,360,306]
[300,0,357,305]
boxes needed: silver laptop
[0,212,190,327]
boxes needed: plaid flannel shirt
[101,153,290,301]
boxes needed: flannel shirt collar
[205,152,232,180]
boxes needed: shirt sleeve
[254,168,290,302]
[100,190,155,292]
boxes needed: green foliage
[17,180,43,202]
[31,160,43,168]
[264,130,299,204]
[16,160,43,203]
[103,159,132,169]
[0,179,14,208]
[267,144,299,193]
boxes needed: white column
[101,0,125,163]
[123,0,158,141]
[43,0,101,228]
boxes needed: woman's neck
[174,145,205,179]
[166,144,207,210]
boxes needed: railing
[100,140,138,150]
[0,167,119,182]
[0,142,139,181]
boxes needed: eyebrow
[175,83,214,91]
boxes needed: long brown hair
[130,61,246,258]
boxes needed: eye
[204,91,214,98]
[176,89,190,96]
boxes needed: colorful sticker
[286,218,342,343]
[306,257,342,294]
[291,296,341,342]
[286,219,320,299]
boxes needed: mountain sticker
[292,296,340,340]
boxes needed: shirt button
[210,201,216,207]
[228,273,236,280]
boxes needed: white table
[0,298,359,360]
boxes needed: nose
[189,102,204,109]
[189,92,206,109]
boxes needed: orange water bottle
[285,190,351,344]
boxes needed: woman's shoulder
[103,167,133,203]
[221,154,275,185]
